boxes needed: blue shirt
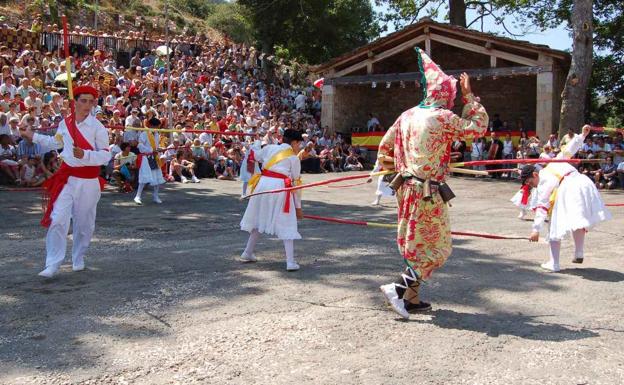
[17,140,42,158]
[140,57,154,69]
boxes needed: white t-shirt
[367,117,380,130]
[115,151,137,166]
[0,84,17,99]
[294,94,306,110]
[198,132,213,146]
[0,144,16,158]
[502,140,514,156]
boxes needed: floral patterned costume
[378,49,488,281]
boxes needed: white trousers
[45,176,101,269]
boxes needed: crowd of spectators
[0,19,621,193]
[450,113,624,190]
[0,20,374,191]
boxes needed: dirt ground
[1,174,623,385]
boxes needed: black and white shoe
[405,301,432,313]
[379,284,409,319]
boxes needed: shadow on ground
[0,179,605,375]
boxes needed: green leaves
[238,0,379,64]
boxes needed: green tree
[238,0,379,65]
[378,0,622,130]
[376,0,523,31]
[205,3,254,43]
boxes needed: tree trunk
[558,0,593,136]
[449,0,467,27]
[261,38,275,83]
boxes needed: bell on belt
[422,179,432,201]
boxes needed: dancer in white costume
[523,125,611,272]
[369,159,393,206]
[134,117,167,205]
[19,85,111,278]
[240,138,261,198]
[240,129,303,271]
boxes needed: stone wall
[333,83,422,133]
[323,41,566,136]
[471,75,537,132]
[331,75,537,135]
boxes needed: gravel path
[1,174,623,385]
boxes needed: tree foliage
[205,3,254,43]
[238,0,379,64]
[377,0,622,125]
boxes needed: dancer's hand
[296,208,304,220]
[529,232,539,242]
[460,73,472,96]
[582,124,591,137]
[73,146,85,159]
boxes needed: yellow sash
[247,147,299,195]
[544,166,565,217]
[147,130,162,168]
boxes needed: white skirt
[240,175,301,240]
[138,156,165,185]
[376,176,393,197]
[549,173,611,240]
[510,188,538,210]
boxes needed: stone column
[535,56,555,140]
[321,84,336,134]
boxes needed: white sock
[549,240,561,267]
[153,184,160,200]
[244,230,260,255]
[572,229,585,259]
[373,194,381,204]
[135,183,146,199]
[242,181,248,196]
[284,240,295,264]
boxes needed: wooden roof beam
[429,33,540,66]
[332,35,426,77]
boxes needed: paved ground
[1,174,623,385]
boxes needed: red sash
[261,169,293,213]
[520,184,530,206]
[246,149,256,174]
[41,115,105,227]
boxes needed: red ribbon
[246,149,255,174]
[41,115,105,227]
[261,169,293,213]
[520,184,530,206]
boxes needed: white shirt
[33,115,111,167]
[0,144,16,158]
[114,151,137,166]
[367,117,380,130]
[258,143,301,208]
[294,94,306,110]
[502,140,514,156]
[198,132,213,146]
[24,97,43,116]
[138,131,160,154]
[0,84,17,99]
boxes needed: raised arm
[443,74,489,142]
[557,125,591,159]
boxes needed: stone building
[312,18,570,143]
